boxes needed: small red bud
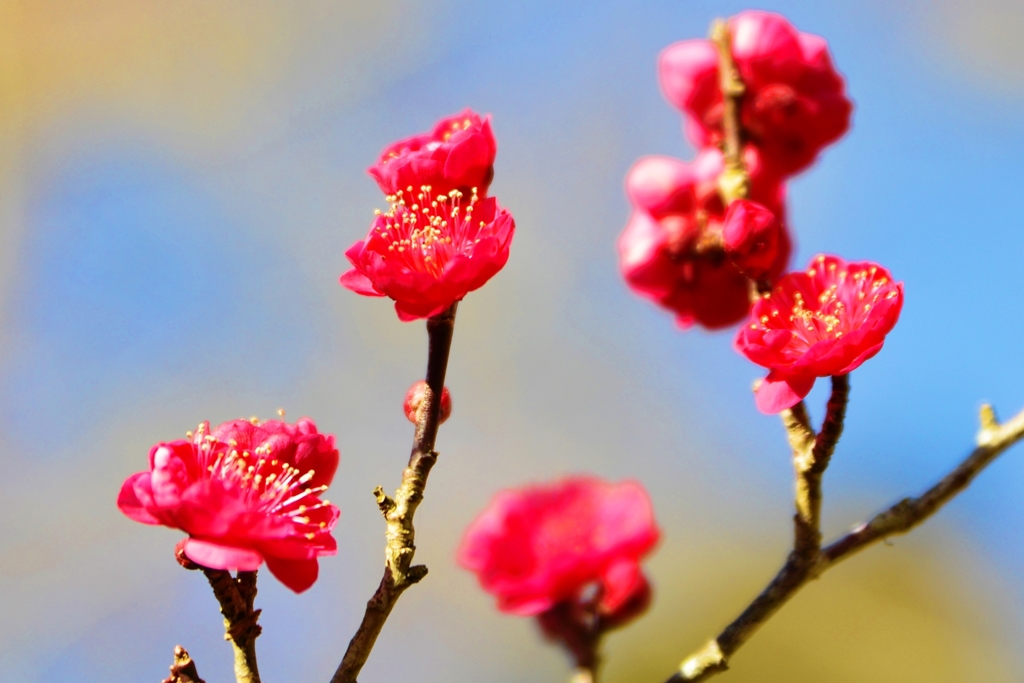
[175,539,201,570]
[403,380,452,425]
[722,199,781,281]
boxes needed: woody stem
[331,302,458,683]
[202,568,262,683]
[711,18,749,203]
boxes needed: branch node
[978,404,999,445]
[678,639,727,681]
[163,645,205,683]
[374,486,396,516]
[407,564,429,584]
[710,17,749,203]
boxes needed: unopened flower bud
[722,199,782,281]
[404,380,452,425]
[175,539,200,570]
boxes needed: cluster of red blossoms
[619,10,851,330]
[341,109,516,321]
[619,10,903,413]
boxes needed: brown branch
[163,646,206,683]
[821,403,1024,565]
[331,302,459,683]
[711,19,748,204]
[790,375,849,554]
[665,400,1024,683]
[538,601,603,683]
[203,568,262,683]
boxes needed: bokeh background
[2,0,1024,681]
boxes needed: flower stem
[331,302,459,683]
[202,568,262,683]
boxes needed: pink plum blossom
[341,186,515,321]
[659,10,852,177]
[618,147,790,329]
[118,418,340,593]
[368,109,497,198]
[458,476,660,622]
[735,254,904,413]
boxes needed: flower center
[372,185,484,278]
[193,424,330,538]
[441,117,474,142]
[751,257,899,351]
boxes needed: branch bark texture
[711,19,748,204]
[666,396,1024,683]
[332,302,459,683]
[203,569,262,683]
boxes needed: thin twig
[539,601,603,683]
[203,568,262,683]
[665,400,1024,682]
[821,403,1024,565]
[791,375,849,554]
[163,645,206,683]
[332,302,459,683]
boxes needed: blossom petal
[458,476,659,624]
[183,539,263,571]
[496,593,556,617]
[265,557,319,593]
[755,372,815,414]
[339,269,384,296]
[600,559,644,613]
[117,472,160,525]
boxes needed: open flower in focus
[341,186,515,321]
[618,147,790,329]
[458,475,660,623]
[117,418,340,593]
[368,109,497,198]
[736,254,903,413]
[659,10,852,177]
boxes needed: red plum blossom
[722,198,786,282]
[457,476,660,622]
[659,10,852,177]
[618,147,790,329]
[368,109,497,198]
[735,254,903,413]
[118,418,340,593]
[341,186,515,321]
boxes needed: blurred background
[2,0,1024,681]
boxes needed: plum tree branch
[665,397,1024,682]
[711,18,748,204]
[202,569,262,683]
[331,302,459,683]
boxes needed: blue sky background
[2,1,1024,681]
